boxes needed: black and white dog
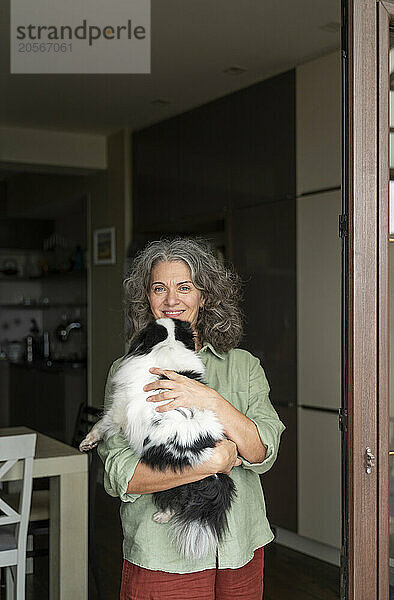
[80,318,236,559]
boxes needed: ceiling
[0,0,341,135]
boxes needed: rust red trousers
[120,547,264,600]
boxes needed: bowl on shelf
[1,259,18,276]
[7,341,25,361]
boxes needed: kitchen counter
[7,359,87,444]
[7,358,86,370]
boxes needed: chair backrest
[0,434,36,552]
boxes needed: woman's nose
[165,289,179,305]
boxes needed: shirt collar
[199,342,225,360]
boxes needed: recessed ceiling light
[151,98,171,106]
[223,65,247,76]
[319,22,341,33]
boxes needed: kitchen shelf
[0,270,87,282]
[0,303,87,309]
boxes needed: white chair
[0,434,37,600]
[3,488,50,574]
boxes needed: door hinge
[365,447,375,474]
[338,408,348,432]
[339,214,348,238]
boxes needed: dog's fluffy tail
[155,473,236,559]
[169,516,219,559]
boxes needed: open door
[344,0,390,598]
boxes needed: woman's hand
[205,440,242,475]
[144,368,266,465]
[144,368,226,413]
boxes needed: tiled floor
[264,543,339,600]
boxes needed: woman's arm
[210,399,267,464]
[127,438,241,494]
[144,368,266,464]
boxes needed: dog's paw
[153,510,174,524]
[79,435,99,453]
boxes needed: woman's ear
[199,296,205,309]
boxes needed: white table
[0,426,88,600]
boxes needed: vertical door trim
[378,3,390,599]
[346,1,378,598]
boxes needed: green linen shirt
[97,344,286,573]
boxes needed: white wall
[88,129,132,406]
[0,127,107,171]
[291,50,342,564]
[296,51,341,195]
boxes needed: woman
[98,237,285,600]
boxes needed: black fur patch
[141,444,192,471]
[153,473,236,542]
[160,370,204,384]
[141,433,218,472]
[190,433,218,450]
[170,433,218,454]
[173,320,196,351]
[126,321,168,357]
[177,369,205,383]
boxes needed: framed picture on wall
[93,227,116,265]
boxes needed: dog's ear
[173,320,195,351]
[126,322,168,357]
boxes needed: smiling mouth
[162,310,185,317]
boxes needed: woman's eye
[179,286,191,292]
[154,286,165,293]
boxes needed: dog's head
[126,318,195,357]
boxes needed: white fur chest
[109,340,206,454]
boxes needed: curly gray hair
[123,237,243,353]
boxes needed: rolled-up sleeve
[241,355,286,475]
[97,359,141,503]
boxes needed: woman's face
[148,260,204,331]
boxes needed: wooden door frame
[345,1,390,598]
[377,5,390,600]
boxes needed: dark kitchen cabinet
[9,362,86,444]
[10,364,38,428]
[232,199,297,407]
[131,68,297,532]
[133,70,295,228]
[231,200,297,531]
[0,360,10,426]
[0,218,53,250]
